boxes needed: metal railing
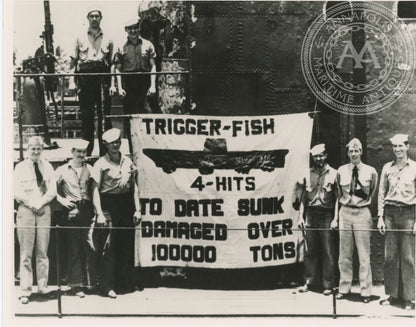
[13,70,192,160]
[13,224,415,318]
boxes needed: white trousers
[16,205,51,297]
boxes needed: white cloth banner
[132,113,313,268]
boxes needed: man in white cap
[14,136,57,304]
[110,18,156,153]
[55,139,106,298]
[93,128,141,298]
[335,138,378,303]
[70,7,114,156]
[377,134,415,310]
[294,144,338,295]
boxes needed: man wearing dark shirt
[111,19,156,154]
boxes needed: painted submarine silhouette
[143,138,289,175]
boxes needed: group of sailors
[15,128,138,304]
[69,7,158,156]
[14,130,415,312]
[13,2,416,314]
[294,134,415,311]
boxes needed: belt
[385,203,415,208]
[75,199,91,205]
[100,192,132,201]
[78,60,109,73]
[124,69,148,73]
[307,206,334,211]
[101,191,130,196]
[342,205,369,209]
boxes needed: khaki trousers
[338,205,372,297]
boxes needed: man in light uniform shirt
[378,134,415,310]
[93,128,141,298]
[295,144,338,295]
[55,140,106,298]
[335,138,378,303]
[70,8,114,156]
[14,136,57,304]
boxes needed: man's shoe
[380,296,397,306]
[136,281,144,292]
[297,284,309,293]
[362,296,371,303]
[323,289,332,296]
[69,287,86,298]
[336,293,348,300]
[107,290,117,299]
[75,291,85,298]
[61,285,71,292]
[20,296,29,304]
[404,301,414,311]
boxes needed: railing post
[16,76,24,161]
[100,77,105,136]
[56,225,63,318]
[60,76,65,138]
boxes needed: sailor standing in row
[14,136,57,304]
[335,138,378,303]
[378,134,416,310]
[55,140,106,297]
[93,128,141,298]
[296,144,337,295]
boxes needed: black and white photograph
[4,0,416,324]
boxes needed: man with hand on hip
[55,139,106,298]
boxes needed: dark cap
[124,18,140,29]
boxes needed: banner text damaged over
[132,113,313,268]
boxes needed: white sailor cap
[389,134,409,145]
[346,138,362,150]
[87,7,102,17]
[102,128,121,143]
[26,136,45,148]
[310,144,326,156]
[124,18,140,29]
[71,139,89,150]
